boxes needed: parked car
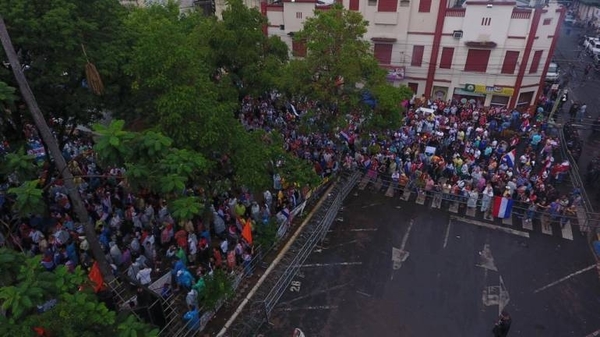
[565,14,576,25]
[583,36,599,49]
[545,62,560,82]
[588,40,600,56]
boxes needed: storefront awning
[453,89,485,97]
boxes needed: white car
[545,62,560,82]
[588,40,600,56]
[583,36,599,49]
[565,14,576,25]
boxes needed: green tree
[123,3,316,192]
[208,0,289,99]
[0,0,131,147]
[6,180,44,216]
[364,84,413,131]
[0,248,158,337]
[286,4,383,106]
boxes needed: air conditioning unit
[453,30,463,39]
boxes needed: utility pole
[0,16,114,283]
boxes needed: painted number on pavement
[289,280,302,292]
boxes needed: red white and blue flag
[492,196,513,219]
[503,149,516,168]
[340,131,350,142]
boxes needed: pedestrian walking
[492,310,512,337]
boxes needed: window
[529,50,543,73]
[350,0,360,10]
[464,49,491,72]
[501,51,520,74]
[411,45,425,67]
[543,18,552,25]
[378,0,397,12]
[296,12,302,19]
[490,95,510,107]
[481,17,491,26]
[374,43,393,65]
[439,47,454,69]
[517,91,534,106]
[408,82,419,95]
[368,0,377,6]
[292,39,307,57]
[418,0,431,12]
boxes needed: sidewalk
[357,173,582,242]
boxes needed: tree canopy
[0,248,158,337]
[0,0,131,148]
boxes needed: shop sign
[464,83,514,96]
[385,67,405,81]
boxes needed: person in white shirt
[136,267,152,285]
[481,184,495,215]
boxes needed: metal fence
[558,126,600,263]
[222,171,361,336]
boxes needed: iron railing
[222,171,360,336]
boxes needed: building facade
[576,0,600,27]
[264,0,566,108]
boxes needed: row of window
[351,0,432,13]
[373,43,544,74]
[348,0,552,27]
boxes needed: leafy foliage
[1,148,38,183]
[7,181,44,216]
[0,0,131,147]
[287,4,383,104]
[254,218,279,250]
[198,269,234,311]
[209,0,289,98]
[170,196,204,222]
[0,249,156,337]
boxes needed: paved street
[259,186,600,337]
[555,23,600,202]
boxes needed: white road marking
[482,275,510,316]
[476,244,498,271]
[391,219,414,280]
[299,262,363,268]
[585,328,600,337]
[279,305,339,311]
[450,216,530,238]
[356,290,372,297]
[328,228,378,232]
[443,220,452,249]
[361,203,380,208]
[325,240,358,249]
[533,264,597,294]
[561,220,574,240]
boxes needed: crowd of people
[0,89,584,332]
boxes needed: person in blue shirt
[183,306,200,331]
[177,269,194,290]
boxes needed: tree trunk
[0,16,115,283]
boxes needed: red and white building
[261,0,566,108]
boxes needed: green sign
[464,84,476,92]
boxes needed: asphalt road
[259,188,600,337]
[555,23,600,204]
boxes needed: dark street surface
[259,189,600,337]
[555,23,600,206]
